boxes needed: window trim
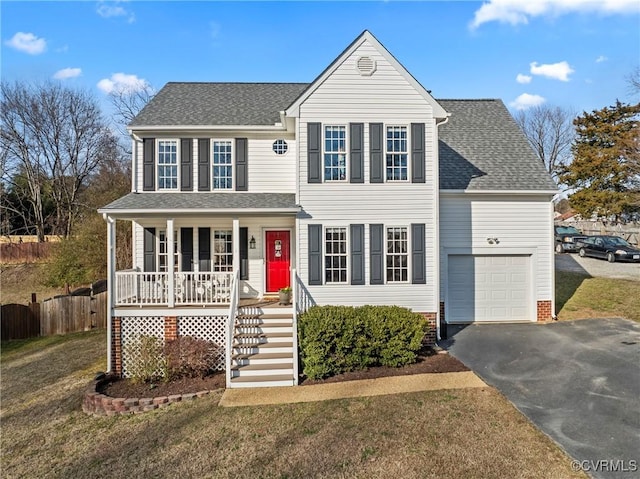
[385,225,410,283]
[323,125,348,182]
[384,125,410,183]
[324,226,349,285]
[156,139,180,191]
[211,139,234,191]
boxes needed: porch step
[235,324,293,335]
[231,362,294,377]
[229,374,295,388]
[237,312,293,320]
[234,332,292,343]
[233,342,293,355]
[232,352,293,366]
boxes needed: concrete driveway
[442,318,640,479]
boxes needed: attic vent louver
[356,56,376,76]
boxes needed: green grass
[0,331,585,479]
[556,271,640,322]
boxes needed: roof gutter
[440,189,559,195]
[127,124,288,133]
[97,207,301,216]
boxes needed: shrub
[298,305,430,379]
[123,335,167,384]
[164,336,221,380]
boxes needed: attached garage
[447,254,532,323]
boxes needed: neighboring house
[99,30,557,388]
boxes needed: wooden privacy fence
[1,291,107,341]
[0,242,54,263]
[563,221,640,246]
[0,303,40,340]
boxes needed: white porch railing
[225,269,240,388]
[115,270,233,306]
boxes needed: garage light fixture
[486,237,500,244]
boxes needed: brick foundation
[112,317,122,376]
[164,316,178,341]
[418,312,437,346]
[537,300,553,322]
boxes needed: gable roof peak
[285,30,448,119]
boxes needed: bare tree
[627,66,640,97]
[515,104,575,183]
[1,81,118,239]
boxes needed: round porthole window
[272,139,288,155]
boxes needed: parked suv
[554,225,587,253]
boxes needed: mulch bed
[300,347,469,385]
[99,347,468,397]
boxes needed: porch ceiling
[98,192,299,218]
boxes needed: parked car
[554,225,587,253]
[578,235,640,263]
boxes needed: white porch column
[232,218,240,274]
[105,215,116,372]
[167,218,175,307]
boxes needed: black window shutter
[180,228,193,272]
[235,138,248,191]
[411,223,426,284]
[143,227,156,272]
[198,139,210,191]
[198,227,211,271]
[370,123,383,183]
[180,139,193,191]
[143,138,155,191]
[350,123,364,183]
[308,224,322,285]
[370,224,384,284]
[411,123,425,183]
[239,227,249,280]
[350,224,365,285]
[308,123,322,183]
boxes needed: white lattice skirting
[178,315,227,371]
[119,315,227,377]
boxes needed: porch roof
[99,192,300,217]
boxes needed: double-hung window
[213,230,232,271]
[324,126,347,181]
[325,227,347,283]
[386,226,408,282]
[213,140,233,190]
[158,230,179,272]
[386,126,408,181]
[157,140,178,190]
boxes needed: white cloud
[96,1,135,23]
[516,73,532,84]
[97,73,150,94]
[510,93,546,110]
[4,32,47,55]
[53,68,82,80]
[530,61,574,81]
[470,0,640,29]
[595,55,608,63]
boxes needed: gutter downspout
[434,115,450,342]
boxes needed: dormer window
[157,140,179,190]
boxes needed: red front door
[265,230,290,292]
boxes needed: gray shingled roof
[437,99,557,191]
[130,83,309,127]
[99,193,298,213]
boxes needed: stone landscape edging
[82,373,218,416]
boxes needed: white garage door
[447,255,531,322]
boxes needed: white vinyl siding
[439,194,554,310]
[296,39,438,311]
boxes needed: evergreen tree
[561,101,640,221]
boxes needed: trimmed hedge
[297,305,430,380]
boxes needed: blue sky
[2,0,639,120]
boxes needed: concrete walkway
[219,371,485,407]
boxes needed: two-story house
[99,31,557,388]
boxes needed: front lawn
[0,331,584,478]
[556,271,640,322]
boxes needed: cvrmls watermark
[571,459,637,473]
